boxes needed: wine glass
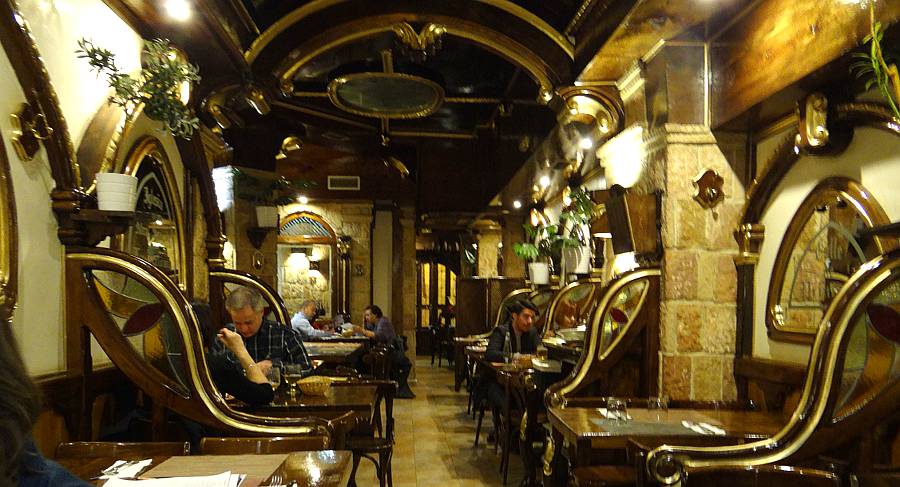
[266,366,281,390]
[648,395,669,421]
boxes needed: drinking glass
[266,366,282,390]
[648,395,669,420]
[607,397,627,423]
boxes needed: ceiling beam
[711,0,900,126]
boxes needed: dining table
[57,450,353,487]
[547,405,786,465]
[303,341,367,366]
[230,381,378,418]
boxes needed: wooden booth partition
[64,247,350,444]
[646,248,900,485]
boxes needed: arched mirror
[767,177,892,342]
[114,138,187,288]
[277,211,337,317]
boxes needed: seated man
[485,299,540,363]
[222,286,312,377]
[355,305,415,399]
[482,299,540,425]
[354,304,395,344]
[291,299,334,339]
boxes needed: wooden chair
[644,248,900,486]
[198,436,329,454]
[344,380,397,487]
[55,441,190,459]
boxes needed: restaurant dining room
[1,0,900,486]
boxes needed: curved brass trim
[117,137,188,291]
[473,0,573,56]
[210,270,291,326]
[326,73,445,119]
[765,177,893,342]
[246,0,572,64]
[0,2,80,189]
[648,252,900,481]
[554,268,661,400]
[273,17,558,96]
[68,250,327,435]
[278,211,338,244]
[0,126,17,318]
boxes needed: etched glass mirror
[767,177,891,342]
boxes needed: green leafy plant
[851,7,900,120]
[231,167,315,206]
[77,38,201,139]
[556,187,594,248]
[513,221,556,262]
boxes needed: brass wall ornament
[327,73,444,119]
[733,223,765,265]
[10,102,53,161]
[692,169,725,209]
[795,92,830,151]
[392,22,446,58]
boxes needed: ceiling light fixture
[512,200,522,209]
[164,0,191,21]
[579,137,593,150]
[298,195,309,204]
[539,175,551,188]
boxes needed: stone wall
[279,202,373,322]
[599,124,745,401]
[476,229,502,277]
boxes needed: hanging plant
[77,38,201,139]
[557,187,593,247]
[851,6,900,120]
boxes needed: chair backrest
[210,269,291,327]
[545,268,661,405]
[55,441,190,459]
[66,248,344,442]
[198,435,329,454]
[541,276,605,339]
[647,248,900,485]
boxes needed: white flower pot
[528,262,550,285]
[96,173,137,212]
[564,245,592,274]
[255,206,279,228]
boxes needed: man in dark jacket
[484,299,540,363]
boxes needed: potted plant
[231,168,314,228]
[514,221,555,285]
[77,38,201,139]
[557,187,594,274]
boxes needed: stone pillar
[399,207,417,380]
[599,45,747,401]
[502,214,526,278]
[472,219,501,277]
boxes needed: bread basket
[297,376,331,396]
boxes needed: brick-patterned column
[657,125,744,401]
[600,124,745,401]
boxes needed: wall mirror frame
[765,177,892,342]
[112,137,187,290]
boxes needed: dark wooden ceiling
[101,0,897,230]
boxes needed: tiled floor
[354,357,524,487]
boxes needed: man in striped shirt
[222,286,312,376]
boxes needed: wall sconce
[275,136,302,160]
[245,85,271,115]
